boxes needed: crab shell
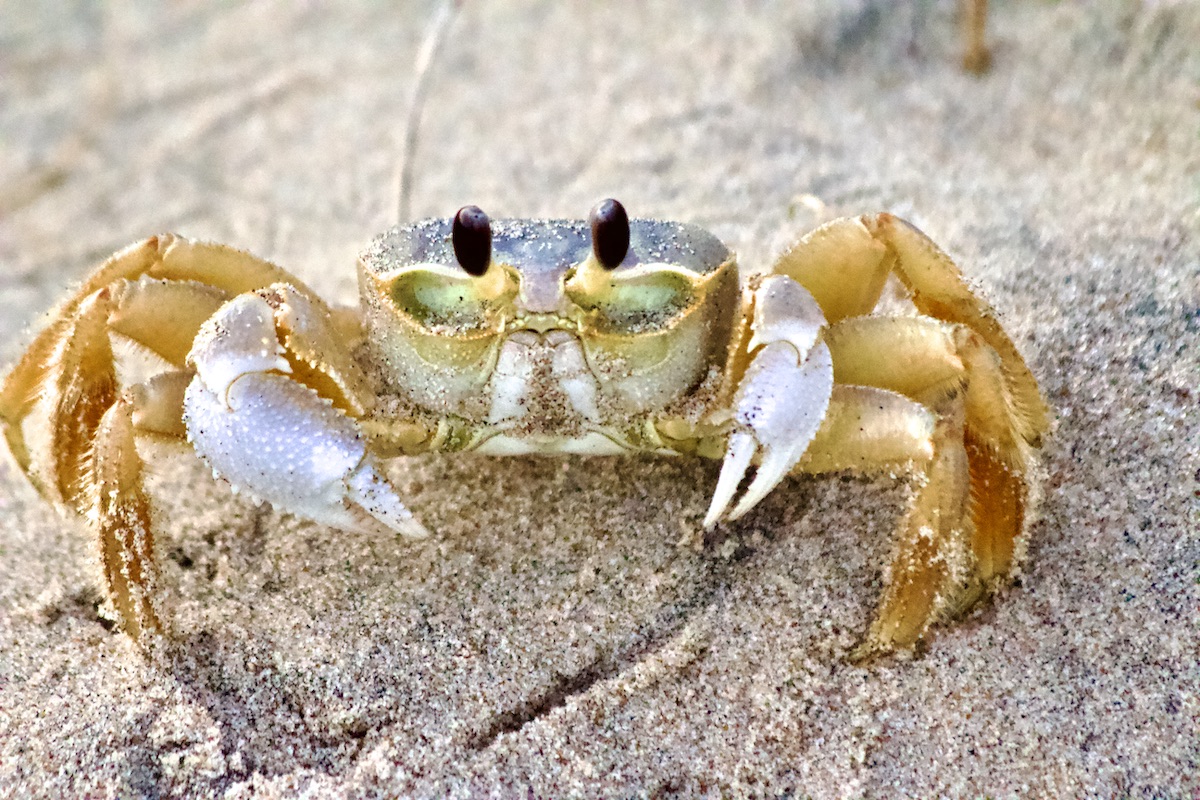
[357,218,741,454]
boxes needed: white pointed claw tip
[703,432,755,529]
[706,340,835,527]
[402,518,431,540]
[346,460,429,540]
[184,373,427,539]
[728,436,798,522]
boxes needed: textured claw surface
[747,275,825,357]
[346,461,429,539]
[704,275,835,526]
[185,295,422,537]
[185,373,364,530]
[729,341,834,520]
[704,341,834,526]
[189,294,290,405]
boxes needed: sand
[1,1,1197,797]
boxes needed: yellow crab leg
[92,391,162,640]
[1,236,325,488]
[824,315,965,405]
[770,215,1048,656]
[24,290,120,509]
[770,216,893,324]
[863,213,1049,445]
[797,385,936,474]
[0,237,345,641]
[796,386,972,658]
[825,295,1041,585]
[106,278,229,365]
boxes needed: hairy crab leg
[795,385,971,657]
[0,237,335,640]
[863,213,1048,443]
[0,236,324,490]
[92,390,163,640]
[0,238,181,474]
[11,279,224,638]
[772,215,1048,657]
[821,261,1043,583]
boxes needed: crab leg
[776,213,1049,454]
[0,238,193,475]
[91,390,163,639]
[775,212,1049,445]
[183,288,428,540]
[796,385,971,657]
[772,215,1048,657]
[821,279,1041,584]
[0,237,336,639]
[798,385,937,474]
[4,281,216,638]
[703,276,835,527]
[0,236,323,498]
[19,281,225,510]
[865,214,1047,440]
[87,371,198,641]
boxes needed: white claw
[346,460,429,539]
[746,275,825,359]
[188,293,291,407]
[705,278,835,528]
[726,341,833,521]
[703,432,755,529]
[184,294,424,538]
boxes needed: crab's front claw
[183,291,428,539]
[704,277,834,527]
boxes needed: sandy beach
[1,2,1196,797]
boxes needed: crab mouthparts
[509,312,579,334]
[486,329,602,430]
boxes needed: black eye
[589,198,629,269]
[452,205,491,276]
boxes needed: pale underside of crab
[0,202,1047,660]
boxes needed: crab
[0,201,1047,658]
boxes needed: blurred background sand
[1,2,1196,797]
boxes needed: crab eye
[589,198,630,269]
[452,205,492,276]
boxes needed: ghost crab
[0,201,1046,658]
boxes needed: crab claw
[183,292,428,539]
[704,276,834,527]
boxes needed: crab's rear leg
[801,317,1008,657]
[91,379,191,639]
[5,278,224,639]
[797,384,970,653]
[0,237,328,640]
[775,215,1048,656]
